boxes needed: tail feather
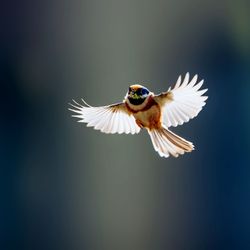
[148,126,194,158]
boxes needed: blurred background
[1,0,250,249]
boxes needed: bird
[69,73,208,158]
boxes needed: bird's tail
[148,126,194,158]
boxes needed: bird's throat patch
[128,97,146,105]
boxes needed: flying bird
[69,73,208,158]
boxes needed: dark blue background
[1,1,250,249]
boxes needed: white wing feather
[156,73,208,128]
[69,100,140,134]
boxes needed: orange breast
[133,103,161,130]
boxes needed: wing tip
[68,98,92,109]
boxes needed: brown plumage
[69,73,208,158]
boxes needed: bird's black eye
[128,87,132,93]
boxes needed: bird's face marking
[127,85,150,105]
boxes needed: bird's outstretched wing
[69,100,141,134]
[155,73,208,127]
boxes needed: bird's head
[127,84,150,105]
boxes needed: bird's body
[126,94,161,129]
[69,73,208,158]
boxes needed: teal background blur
[1,0,250,249]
